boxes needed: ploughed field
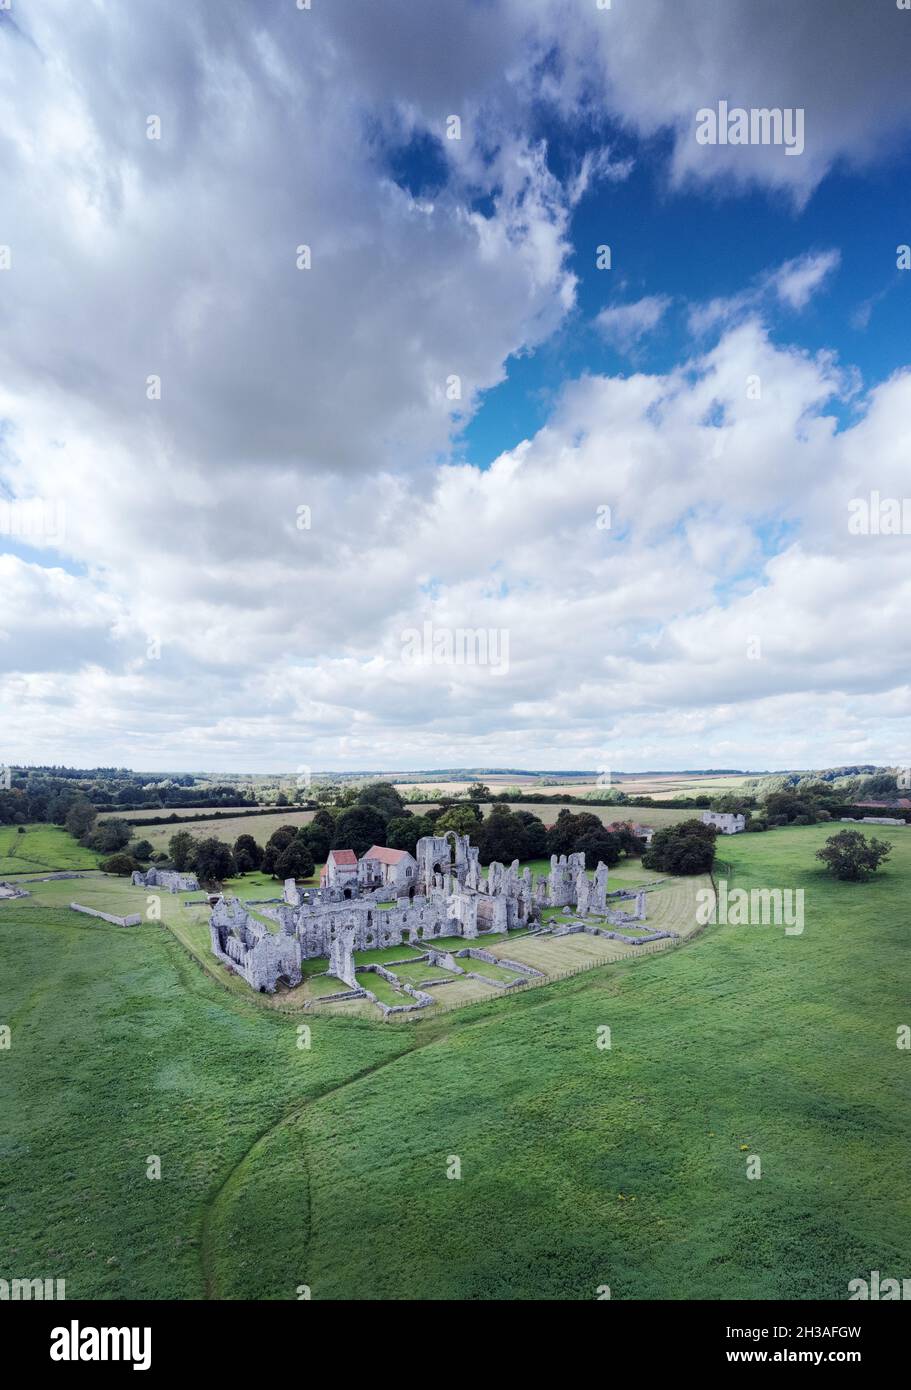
[1,824,909,1298]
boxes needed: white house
[700,811,746,835]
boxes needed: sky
[1,0,911,775]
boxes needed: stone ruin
[0,880,29,900]
[328,918,357,989]
[131,867,200,893]
[209,895,302,993]
[209,830,618,995]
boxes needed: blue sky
[458,129,911,468]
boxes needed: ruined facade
[131,867,200,892]
[208,895,302,993]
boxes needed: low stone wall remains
[70,902,142,927]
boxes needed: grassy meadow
[0,823,100,875]
[1,823,909,1299]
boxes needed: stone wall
[70,902,142,927]
[131,868,200,893]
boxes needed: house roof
[328,848,357,866]
[361,845,409,864]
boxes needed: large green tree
[576,828,622,870]
[192,838,236,884]
[435,804,481,836]
[168,830,197,871]
[473,808,530,865]
[233,833,263,875]
[65,798,97,840]
[332,805,388,858]
[274,839,315,882]
[545,810,604,858]
[386,813,434,855]
[356,781,404,819]
[301,821,331,863]
[816,830,892,882]
[642,820,716,875]
[87,817,133,854]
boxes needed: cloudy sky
[1,0,911,774]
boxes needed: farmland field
[394,772,755,801]
[119,805,257,821]
[129,809,319,854]
[495,801,699,829]
[2,823,909,1299]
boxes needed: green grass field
[0,823,100,875]
[1,823,909,1299]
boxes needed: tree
[816,830,892,882]
[513,811,547,858]
[87,817,133,854]
[473,810,530,865]
[311,808,336,835]
[435,804,481,836]
[301,822,331,863]
[132,839,154,861]
[545,810,603,857]
[576,828,622,870]
[168,830,196,871]
[466,783,491,801]
[192,837,236,884]
[332,805,388,858]
[65,798,97,840]
[99,853,139,876]
[763,791,819,825]
[642,819,717,875]
[274,839,315,882]
[386,813,434,855]
[356,781,404,820]
[266,824,302,855]
[233,834,263,871]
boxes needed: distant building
[357,845,417,892]
[320,848,358,890]
[700,811,746,835]
[607,821,655,846]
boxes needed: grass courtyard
[1,823,909,1298]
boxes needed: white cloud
[689,251,841,334]
[595,295,671,352]
[771,250,841,310]
[3,317,911,770]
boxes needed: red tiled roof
[361,845,408,864]
[328,848,357,866]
